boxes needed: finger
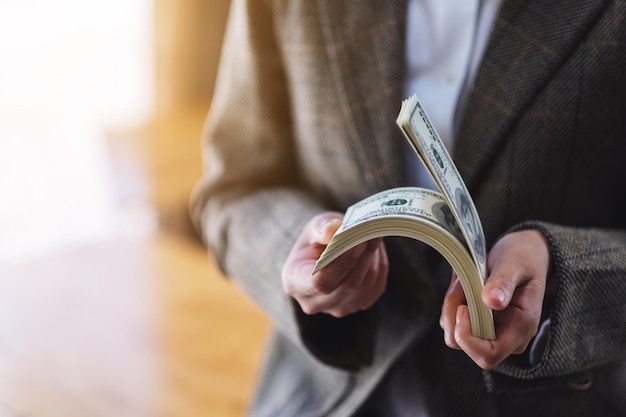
[484,230,550,311]
[337,239,384,292]
[282,213,344,296]
[440,272,464,350]
[482,265,526,310]
[483,265,547,315]
[483,258,524,311]
[453,305,504,369]
[483,278,514,311]
[294,240,377,312]
[308,213,343,246]
[454,306,534,369]
[348,239,388,305]
[308,240,375,294]
[313,239,385,317]
[281,234,332,292]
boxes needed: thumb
[309,213,343,245]
[482,270,518,310]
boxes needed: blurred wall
[0,1,156,261]
[109,0,231,238]
[154,0,230,114]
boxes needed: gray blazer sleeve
[190,0,379,369]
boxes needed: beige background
[0,1,271,416]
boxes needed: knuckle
[310,275,334,295]
[328,307,351,318]
[281,264,297,293]
[443,335,456,349]
[474,349,504,370]
[477,355,500,370]
[282,281,295,296]
[300,302,321,316]
[281,275,296,296]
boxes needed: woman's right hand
[281,212,389,318]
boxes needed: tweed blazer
[191,0,626,416]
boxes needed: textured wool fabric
[191,1,626,415]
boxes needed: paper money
[312,187,495,340]
[312,94,495,340]
[313,187,468,272]
[395,95,493,339]
[397,95,487,280]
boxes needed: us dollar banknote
[311,95,496,339]
[312,186,495,340]
[339,187,466,244]
[397,95,487,281]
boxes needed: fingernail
[490,288,507,304]
[318,220,332,236]
[319,218,339,236]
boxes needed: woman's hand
[282,212,389,318]
[440,229,551,369]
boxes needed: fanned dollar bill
[397,95,487,278]
[313,95,495,340]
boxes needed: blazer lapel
[315,0,409,193]
[456,0,610,192]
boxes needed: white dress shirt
[404,0,501,190]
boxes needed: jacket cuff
[292,299,377,371]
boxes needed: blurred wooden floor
[0,232,270,417]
